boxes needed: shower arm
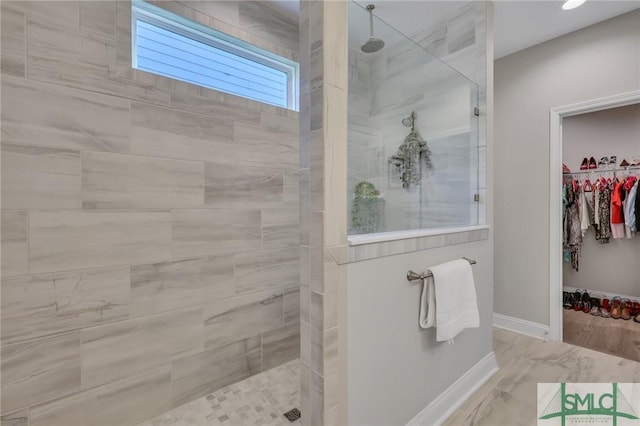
[366,4,375,38]
[369,8,374,37]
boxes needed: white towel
[419,259,480,343]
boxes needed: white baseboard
[406,351,498,426]
[493,313,549,340]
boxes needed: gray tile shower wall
[0,1,300,425]
[298,2,349,424]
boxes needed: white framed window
[132,1,299,111]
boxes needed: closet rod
[566,165,640,176]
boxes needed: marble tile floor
[139,328,640,426]
[443,327,640,426]
[138,359,300,426]
[563,308,640,362]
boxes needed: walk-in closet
[562,103,640,361]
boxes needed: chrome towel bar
[406,257,477,281]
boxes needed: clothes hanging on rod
[563,179,582,271]
[596,186,612,243]
[631,179,640,231]
[562,168,640,272]
[611,180,625,239]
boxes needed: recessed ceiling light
[562,0,586,10]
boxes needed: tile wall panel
[261,111,300,133]
[0,211,28,278]
[284,286,302,326]
[1,144,81,210]
[203,289,284,350]
[1,76,130,153]
[284,170,301,210]
[1,266,130,345]
[170,336,261,407]
[130,126,235,165]
[30,367,172,426]
[29,211,172,274]
[131,102,235,145]
[0,409,28,426]
[130,256,234,318]
[5,1,79,26]
[28,53,171,105]
[170,90,262,124]
[262,209,301,249]
[27,13,116,75]
[114,1,131,67]
[238,1,299,53]
[0,4,25,77]
[80,1,117,39]
[175,1,240,27]
[234,248,299,295]
[1,332,81,414]
[234,122,299,170]
[0,1,299,423]
[26,11,170,105]
[81,307,203,389]
[262,323,301,370]
[171,209,261,259]
[82,151,204,209]
[204,164,284,209]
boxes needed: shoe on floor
[563,291,574,309]
[621,299,632,320]
[611,297,622,319]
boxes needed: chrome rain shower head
[361,37,385,53]
[361,4,385,53]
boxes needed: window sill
[347,225,490,246]
[346,225,490,263]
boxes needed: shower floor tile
[138,359,300,426]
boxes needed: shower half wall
[0,2,300,425]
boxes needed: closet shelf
[565,165,640,176]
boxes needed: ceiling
[267,0,640,59]
[493,1,640,58]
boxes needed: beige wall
[562,104,640,297]
[562,104,640,173]
[0,1,299,425]
[346,3,494,424]
[494,10,640,325]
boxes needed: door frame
[548,90,640,342]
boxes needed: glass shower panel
[348,1,480,235]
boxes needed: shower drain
[283,408,301,422]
